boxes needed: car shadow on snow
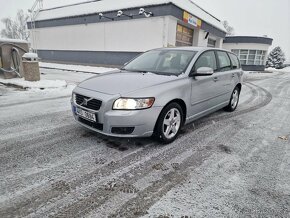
[77,108,228,151]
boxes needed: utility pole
[28,0,43,53]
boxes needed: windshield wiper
[121,69,153,74]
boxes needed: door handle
[232,73,235,78]
[213,77,219,82]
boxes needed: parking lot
[0,70,290,217]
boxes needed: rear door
[228,52,243,90]
[215,51,234,103]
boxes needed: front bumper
[71,90,162,138]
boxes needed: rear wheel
[154,102,183,144]
[225,86,240,112]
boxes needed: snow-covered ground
[243,67,289,82]
[0,67,290,217]
[0,64,116,106]
[0,78,67,89]
[266,66,290,73]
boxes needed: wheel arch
[164,99,187,122]
[236,83,242,92]
[153,98,187,133]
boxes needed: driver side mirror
[191,67,214,77]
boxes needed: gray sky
[0,0,289,60]
[193,0,290,60]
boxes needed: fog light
[111,127,135,134]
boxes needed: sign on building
[183,11,202,28]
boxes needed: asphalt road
[0,72,290,217]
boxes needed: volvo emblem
[81,98,91,106]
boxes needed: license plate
[76,107,96,122]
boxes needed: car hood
[78,70,179,95]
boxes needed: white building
[223,36,273,71]
[28,0,227,66]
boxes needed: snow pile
[0,78,67,90]
[266,67,290,73]
[35,0,226,32]
[0,38,28,43]
[39,62,116,74]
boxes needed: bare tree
[1,10,29,40]
[222,20,235,36]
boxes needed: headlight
[113,98,155,110]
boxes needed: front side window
[124,50,197,75]
[194,51,217,71]
[217,51,232,71]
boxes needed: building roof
[35,0,226,32]
[223,36,273,45]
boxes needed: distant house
[284,61,290,68]
[223,36,273,71]
[27,0,227,66]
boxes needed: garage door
[176,24,193,47]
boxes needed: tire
[225,86,240,112]
[154,102,184,144]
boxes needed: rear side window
[229,53,240,69]
[194,51,217,71]
[217,51,231,72]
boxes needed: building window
[207,38,216,48]
[176,24,193,47]
[231,49,266,65]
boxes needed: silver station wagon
[71,47,243,143]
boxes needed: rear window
[229,53,241,69]
[217,51,232,72]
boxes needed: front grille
[75,94,102,111]
[78,117,103,131]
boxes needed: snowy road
[0,72,290,217]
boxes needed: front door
[189,51,220,119]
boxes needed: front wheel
[225,87,240,112]
[154,102,183,144]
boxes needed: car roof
[154,47,230,53]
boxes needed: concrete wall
[165,16,178,47]
[192,29,223,48]
[31,17,170,52]
[30,15,224,65]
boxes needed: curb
[39,66,100,74]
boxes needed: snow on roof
[35,0,226,32]
[0,38,28,44]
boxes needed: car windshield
[123,50,197,75]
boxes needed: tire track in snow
[50,121,244,218]
[0,78,275,217]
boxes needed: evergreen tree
[266,46,286,69]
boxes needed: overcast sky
[0,0,289,60]
[193,0,290,59]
